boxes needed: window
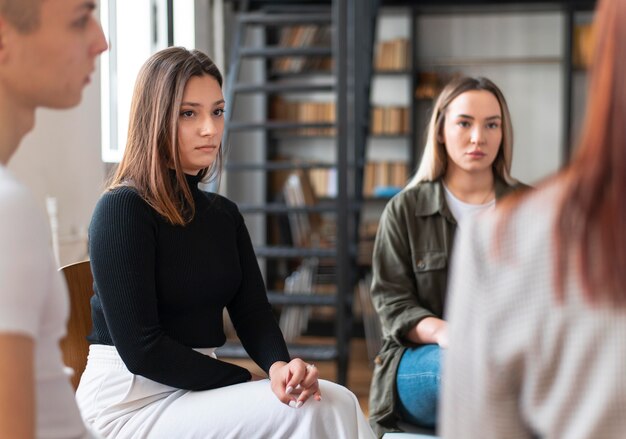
[100,0,195,162]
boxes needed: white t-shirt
[443,183,495,226]
[0,165,89,439]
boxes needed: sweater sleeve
[225,207,291,373]
[89,189,252,390]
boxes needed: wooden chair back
[59,260,93,390]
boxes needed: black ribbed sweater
[87,173,290,390]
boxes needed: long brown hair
[407,76,516,187]
[553,0,626,303]
[108,47,223,226]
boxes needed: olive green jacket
[368,177,525,437]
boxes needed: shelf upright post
[334,0,350,385]
[409,6,418,172]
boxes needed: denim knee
[395,344,441,428]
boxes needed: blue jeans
[395,344,441,428]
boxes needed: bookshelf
[271,24,333,74]
[357,1,597,323]
[409,2,597,184]
[359,8,414,269]
[373,37,411,72]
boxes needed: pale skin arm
[405,316,449,348]
[0,334,34,439]
[267,359,322,408]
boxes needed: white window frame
[100,0,195,163]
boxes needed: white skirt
[76,345,375,439]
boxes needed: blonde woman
[75,47,374,439]
[368,77,527,436]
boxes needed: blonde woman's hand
[433,323,449,349]
[268,359,322,408]
[409,317,449,348]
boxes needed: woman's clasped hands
[267,359,322,408]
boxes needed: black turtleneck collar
[168,169,204,193]
[184,171,203,190]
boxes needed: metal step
[225,161,337,171]
[269,69,333,79]
[266,291,338,306]
[232,83,334,94]
[239,202,360,214]
[216,341,338,361]
[227,121,335,131]
[225,161,363,172]
[369,133,412,139]
[238,12,331,26]
[254,246,336,259]
[239,202,340,214]
[240,47,332,58]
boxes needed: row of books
[356,273,382,362]
[371,106,410,135]
[357,220,379,267]
[308,168,338,199]
[279,269,383,340]
[270,98,336,136]
[374,38,411,71]
[573,23,594,69]
[272,25,333,73]
[271,99,411,136]
[363,161,409,198]
[282,170,322,248]
[308,161,408,198]
[302,161,409,199]
[279,259,317,341]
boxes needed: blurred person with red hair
[442,0,626,437]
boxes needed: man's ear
[0,15,18,64]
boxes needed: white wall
[8,63,105,266]
[414,11,565,185]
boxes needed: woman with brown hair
[75,47,374,439]
[441,0,626,437]
[368,76,526,436]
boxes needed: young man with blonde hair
[0,1,107,437]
